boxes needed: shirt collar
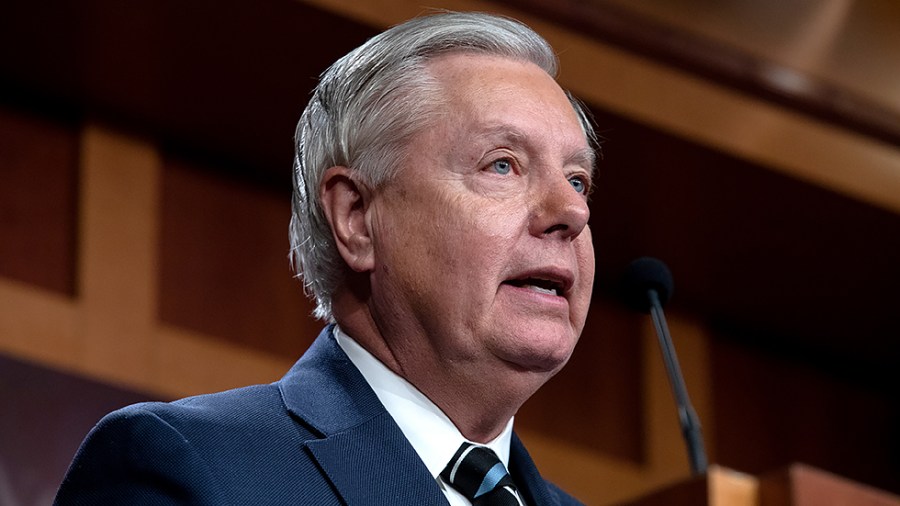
[333,325,515,478]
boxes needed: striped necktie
[441,442,524,506]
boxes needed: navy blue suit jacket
[55,326,583,505]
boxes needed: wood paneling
[1,122,296,399]
[159,157,319,358]
[711,336,900,494]
[498,0,900,147]
[0,105,79,295]
[589,107,900,382]
[0,0,378,178]
[78,125,160,388]
[616,466,758,506]
[758,464,900,506]
[3,0,899,386]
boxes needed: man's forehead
[421,53,594,166]
[425,52,553,92]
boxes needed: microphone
[623,257,708,475]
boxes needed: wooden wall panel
[710,336,899,494]
[78,125,160,389]
[159,157,319,359]
[0,105,79,295]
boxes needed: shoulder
[92,383,284,438]
[55,399,232,505]
[125,383,287,431]
[55,383,325,505]
[98,381,321,463]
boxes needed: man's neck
[333,325,515,472]
[330,290,542,442]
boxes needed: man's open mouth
[504,277,564,296]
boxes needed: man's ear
[320,166,375,273]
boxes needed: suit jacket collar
[278,325,447,505]
[278,325,382,435]
[278,325,563,506]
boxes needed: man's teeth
[505,278,562,296]
[524,284,558,296]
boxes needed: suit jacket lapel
[278,326,448,506]
[306,413,447,506]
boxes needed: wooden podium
[615,464,899,506]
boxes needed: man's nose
[528,172,591,240]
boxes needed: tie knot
[441,443,521,506]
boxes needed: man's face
[366,53,595,395]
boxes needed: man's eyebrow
[474,125,528,145]
[563,147,597,175]
[474,124,596,169]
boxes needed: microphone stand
[648,288,708,475]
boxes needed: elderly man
[56,11,596,506]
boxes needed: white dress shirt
[333,326,521,506]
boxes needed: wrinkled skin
[330,53,595,441]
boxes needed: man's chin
[493,327,576,374]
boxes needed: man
[55,11,596,505]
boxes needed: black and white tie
[441,442,524,506]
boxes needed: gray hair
[289,11,597,321]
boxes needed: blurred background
[1,0,898,504]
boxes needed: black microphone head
[622,257,674,313]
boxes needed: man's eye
[490,159,512,175]
[569,175,588,194]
